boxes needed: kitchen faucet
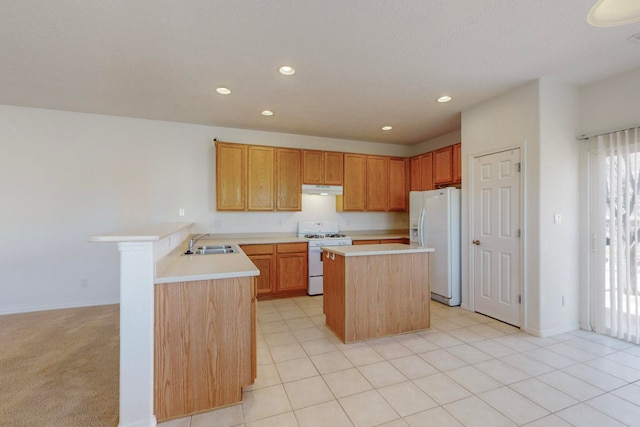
[188,233,210,253]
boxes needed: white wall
[538,78,580,335]
[461,80,542,332]
[579,67,640,136]
[411,129,461,157]
[0,105,409,314]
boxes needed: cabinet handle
[331,253,335,260]
[325,252,330,258]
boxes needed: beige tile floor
[158,296,640,427]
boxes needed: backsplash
[209,194,408,234]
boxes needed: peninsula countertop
[322,243,434,257]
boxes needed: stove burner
[304,233,347,239]
[304,234,321,239]
[325,233,346,238]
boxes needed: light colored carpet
[0,304,119,426]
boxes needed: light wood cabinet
[216,142,247,210]
[352,239,379,245]
[366,155,389,211]
[389,157,408,211]
[410,156,422,192]
[324,151,344,185]
[241,242,308,299]
[433,146,453,185]
[323,251,430,343]
[337,153,366,211]
[420,152,434,191]
[241,244,276,297]
[303,150,344,185]
[303,150,324,184]
[154,277,254,421]
[453,143,461,183]
[276,148,302,211]
[247,145,274,211]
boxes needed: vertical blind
[593,127,640,344]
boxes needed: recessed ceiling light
[381,126,393,131]
[261,110,274,116]
[437,95,452,103]
[278,66,296,76]
[216,87,231,95]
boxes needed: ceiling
[2,1,640,146]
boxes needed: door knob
[472,240,481,245]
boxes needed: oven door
[308,245,324,277]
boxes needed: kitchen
[3,1,640,426]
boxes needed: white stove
[298,221,352,295]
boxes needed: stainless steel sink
[183,244,238,255]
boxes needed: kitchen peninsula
[322,244,433,343]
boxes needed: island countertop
[322,243,434,257]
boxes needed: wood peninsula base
[322,244,432,343]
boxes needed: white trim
[525,322,580,338]
[0,299,120,316]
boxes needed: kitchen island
[322,244,433,343]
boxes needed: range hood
[301,184,343,196]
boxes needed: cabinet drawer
[240,244,275,255]
[276,242,308,253]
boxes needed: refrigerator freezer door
[423,190,452,299]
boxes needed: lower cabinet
[240,242,308,300]
[352,238,410,245]
[154,277,255,422]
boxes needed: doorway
[470,148,522,327]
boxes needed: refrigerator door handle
[418,208,426,247]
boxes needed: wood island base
[323,245,431,343]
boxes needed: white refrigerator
[409,187,461,306]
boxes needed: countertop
[155,247,259,284]
[89,222,193,242]
[322,243,433,257]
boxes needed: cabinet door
[420,152,434,191]
[276,252,308,292]
[303,150,324,184]
[410,156,422,191]
[453,143,461,183]
[433,146,453,185]
[276,148,302,211]
[247,146,275,211]
[366,155,389,211]
[249,254,276,297]
[216,142,247,210]
[352,240,380,245]
[338,153,366,211]
[324,151,344,185]
[389,157,408,211]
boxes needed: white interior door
[472,148,521,326]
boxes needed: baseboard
[524,322,580,338]
[118,416,157,427]
[0,298,120,315]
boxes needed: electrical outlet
[179,208,185,217]
[81,279,88,288]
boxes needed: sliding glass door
[590,127,640,344]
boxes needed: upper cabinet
[433,146,453,185]
[452,143,461,183]
[388,157,408,211]
[324,151,344,185]
[216,142,302,212]
[366,155,389,211]
[337,153,366,211]
[410,143,461,191]
[303,150,343,185]
[247,145,275,211]
[216,142,247,210]
[276,148,302,211]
